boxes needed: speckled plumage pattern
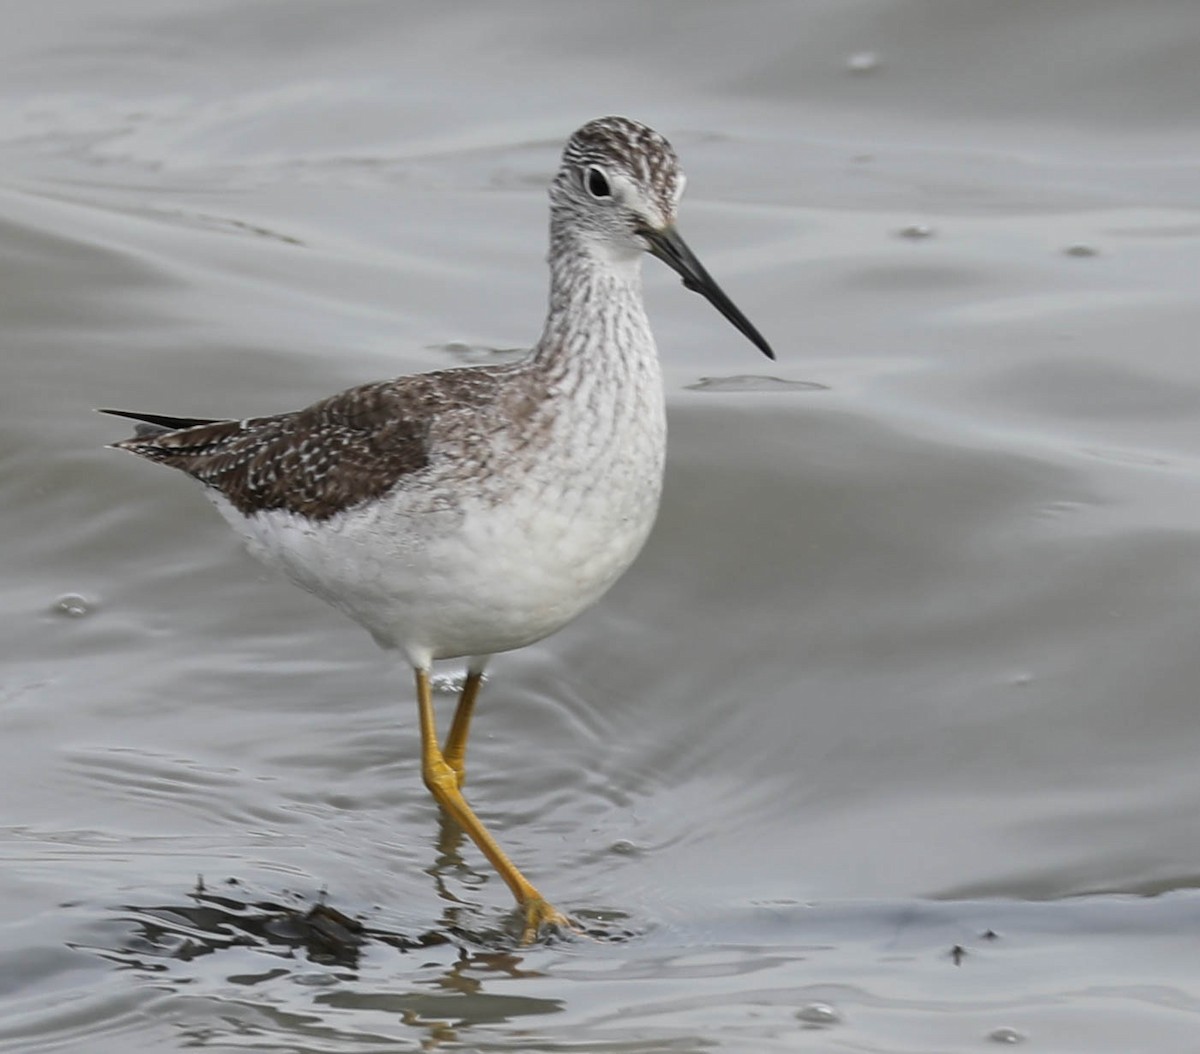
[106,115,774,669]
[104,116,773,934]
[108,118,691,667]
[111,368,525,520]
[556,117,684,226]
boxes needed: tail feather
[99,408,221,435]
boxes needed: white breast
[209,359,666,669]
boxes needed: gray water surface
[3,2,1200,1051]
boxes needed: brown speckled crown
[563,117,679,192]
[552,116,682,221]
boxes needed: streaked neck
[531,214,655,378]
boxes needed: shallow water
[4,1,1200,1050]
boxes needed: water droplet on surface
[796,1002,841,1027]
[1064,244,1098,257]
[293,972,338,987]
[897,224,935,240]
[988,1027,1026,1044]
[53,594,93,618]
[609,839,641,857]
[846,51,880,73]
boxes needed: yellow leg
[442,668,484,789]
[415,668,571,942]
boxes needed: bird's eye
[585,166,612,199]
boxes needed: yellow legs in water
[416,668,572,942]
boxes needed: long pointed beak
[641,224,775,360]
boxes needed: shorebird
[104,116,774,941]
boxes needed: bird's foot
[520,897,576,944]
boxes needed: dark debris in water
[947,929,1000,965]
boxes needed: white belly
[209,410,664,668]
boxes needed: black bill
[641,224,775,360]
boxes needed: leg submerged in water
[414,666,571,942]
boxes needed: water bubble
[1064,244,1098,257]
[846,51,880,74]
[609,839,641,857]
[53,594,93,618]
[988,1027,1026,1044]
[796,1002,841,1027]
[293,972,338,987]
[897,224,936,240]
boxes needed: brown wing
[106,370,506,520]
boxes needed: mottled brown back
[108,368,511,520]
